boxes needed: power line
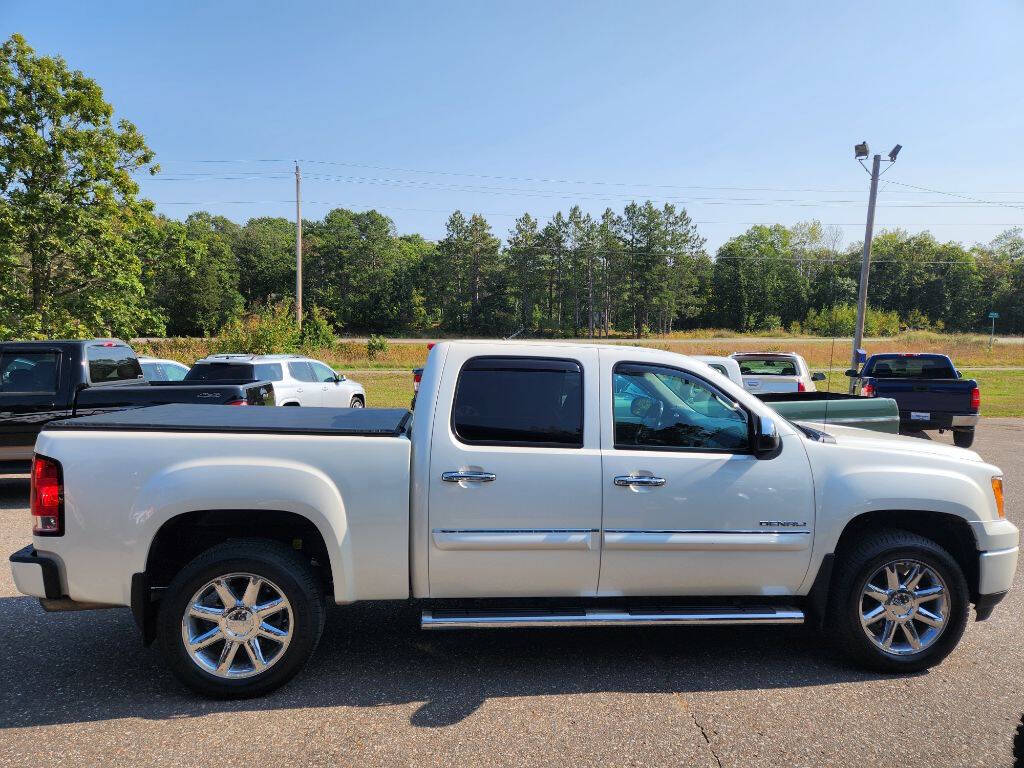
[884,179,1024,213]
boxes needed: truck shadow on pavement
[0,596,905,730]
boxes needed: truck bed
[45,403,412,437]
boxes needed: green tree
[234,217,295,305]
[0,33,163,339]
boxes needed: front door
[598,351,815,596]
[427,349,602,597]
[309,361,346,406]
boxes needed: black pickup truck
[0,339,274,471]
[846,353,980,448]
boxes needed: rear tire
[157,538,325,698]
[826,529,969,673]
[953,428,975,448]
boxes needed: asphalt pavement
[1,420,1022,767]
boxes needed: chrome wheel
[181,572,293,679]
[859,559,949,656]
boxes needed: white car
[138,356,190,382]
[10,341,1016,698]
[184,354,365,407]
[693,355,743,386]
[731,351,826,393]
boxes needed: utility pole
[849,141,900,392]
[295,163,302,329]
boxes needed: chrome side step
[421,606,804,629]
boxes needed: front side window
[452,357,583,447]
[613,363,750,452]
[0,352,58,393]
[287,361,318,383]
[86,345,143,383]
[309,361,337,382]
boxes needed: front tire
[349,396,364,408]
[826,530,969,673]
[953,428,975,448]
[157,539,326,698]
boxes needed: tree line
[3,34,1023,341]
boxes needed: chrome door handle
[442,471,496,483]
[614,475,666,487]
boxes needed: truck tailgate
[872,379,975,414]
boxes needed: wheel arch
[806,509,980,628]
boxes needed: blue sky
[6,0,1024,251]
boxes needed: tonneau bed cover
[45,403,412,437]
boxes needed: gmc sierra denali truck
[9,341,1017,698]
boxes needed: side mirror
[811,371,826,382]
[844,368,860,378]
[753,415,781,457]
[335,372,346,382]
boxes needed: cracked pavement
[0,419,1021,767]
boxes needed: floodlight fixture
[888,144,902,162]
[854,142,869,159]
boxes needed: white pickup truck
[9,341,1018,698]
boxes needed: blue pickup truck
[846,353,980,447]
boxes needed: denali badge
[759,520,807,527]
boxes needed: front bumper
[978,545,1018,596]
[9,545,62,599]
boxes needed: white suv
[185,354,365,407]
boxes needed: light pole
[849,141,901,392]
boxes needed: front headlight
[992,476,1005,518]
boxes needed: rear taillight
[31,455,63,536]
[862,382,875,397]
[413,370,422,393]
[797,380,806,393]
[971,387,980,410]
[225,398,248,406]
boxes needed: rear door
[427,347,602,597]
[0,349,66,463]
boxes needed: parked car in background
[139,357,190,382]
[11,340,1015,699]
[185,354,365,408]
[693,355,743,385]
[694,355,898,433]
[847,353,980,447]
[0,339,273,471]
[731,352,826,393]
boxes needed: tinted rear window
[184,362,256,382]
[867,356,956,378]
[0,351,58,393]
[87,345,143,383]
[735,357,799,376]
[452,357,583,447]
